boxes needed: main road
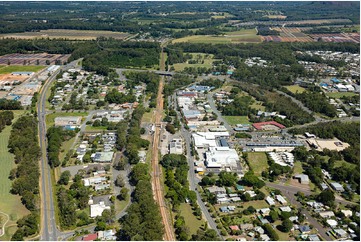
[37,60,80,241]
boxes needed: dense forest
[160,154,199,240]
[0,99,22,110]
[118,163,164,240]
[0,110,14,132]
[47,126,77,168]
[8,115,40,240]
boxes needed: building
[83,176,107,187]
[326,219,338,228]
[252,121,285,131]
[293,174,310,185]
[279,206,292,212]
[299,225,311,234]
[82,233,98,241]
[192,132,229,148]
[330,182,344,192]
[333,229,348,239]
[90,201,111,218]
[97,230,117,241]
[266,196,275,206]
[205,147,239,168]
[275,195,287,205]
[319,211,335,218]
[268,152,294,167]
[91,152,114,163]
[11,71,35,76]
[341,210,353,217]
[207,186,226,194]
[54,116,82,126]
[169,138,183,154]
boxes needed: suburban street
[266,182,333,241]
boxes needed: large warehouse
[205,146,239,168]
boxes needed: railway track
[151,47,176,241]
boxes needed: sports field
[0,65,45,74]
[223,116,251,125]
[247,152,269,176]
[0,110,30,240]
[284,85,306,94]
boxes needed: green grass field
[179,203,204,234]
[223,116,251,125]
[173,53,218,71]
[85,125,108,131]
[142,108,155,123]
[59,136,76,162]
[247,152,269,176]
[0,110,31,240]
[326,92,358,98]
[0,65,45,74]
[45,112,88,128]
[292,161,304,175]
[284,85,306,94]
[334,160,356,169]
[250,102,266,111]
[242,200,269,209]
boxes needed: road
[206,92,234,135]
[37,59,80,241]
[173,92,223,239]
[266,182,333,241]
[151,46,176,241]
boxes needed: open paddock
[284,85,306,94]
[173,29,262,44]
[0,29,132,40]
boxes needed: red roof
[229,225,240,231]
[82,233,98,241]
[252,121,286,130]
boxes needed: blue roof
[227,71,233,75]
[219,138,229,147]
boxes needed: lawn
[59,136,76,162]
[247,152,269,176]
[242,200,269,209]
[179,203,204,234]
[0,110,31,240]
[292,161,304,175]
[250,102,266,111]
[142,108,155,123]
[45,112,88,128]
[284,85,306,94]
[223,116,251,125]
[326,92,358,98]
[0,65,45,74]
[85,125,108,131]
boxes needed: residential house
[319,211,335,218]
